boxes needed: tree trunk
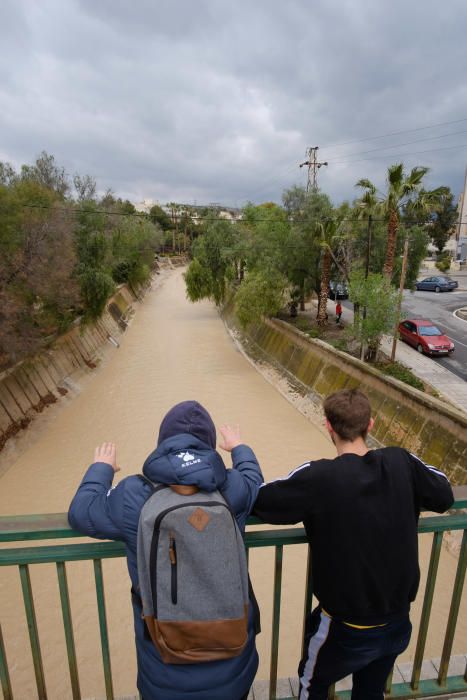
[317,250,331,327]
[383,209,398,279]
[300,278,305,311]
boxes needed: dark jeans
[143,692,250,700]
[298,607,412,700]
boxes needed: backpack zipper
[169,532,177,604]
[149,501,235,617]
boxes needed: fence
[1,499,466,700]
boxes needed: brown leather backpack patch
[188,507,210,532]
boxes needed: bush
[435,251,451,273]
[375,362,425,391]
[328,338,347,351]
[435,258,450,272]
[293,317,311,332]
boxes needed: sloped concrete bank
[222,308,467,484]
[0,285,137,452]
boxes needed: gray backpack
[136,479,250,664]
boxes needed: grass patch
[375,361,425,391]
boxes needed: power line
[330,141,467,165]
[322,116,467,150]
[3,202,467,226]
[325,129,467,162]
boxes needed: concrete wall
[223,309,467,484]
[0,286,137,451]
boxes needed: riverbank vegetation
[185,163,453,381]
[0,152,163,368]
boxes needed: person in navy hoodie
[68,400,263,700]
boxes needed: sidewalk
[379,334,467,413]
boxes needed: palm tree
[356,164,446,280]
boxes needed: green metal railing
[0,499,466,700]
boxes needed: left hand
[218,424,242,452]
[94,442,120,472]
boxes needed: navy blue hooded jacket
[68,401,263,700]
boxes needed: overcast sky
[1,0,467,209]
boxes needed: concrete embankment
[0,285,136,453]
[223,307,467,484]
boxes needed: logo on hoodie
[176,451,201,467]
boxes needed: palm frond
[355,178,376,193]
[387,163,404,188]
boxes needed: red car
[398,319,455,356]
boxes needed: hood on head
[158,401,216,449]
[143,434,227,491]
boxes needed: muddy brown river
[0,268,465,699]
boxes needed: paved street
[336,268,467,412]
[400,268,467,381]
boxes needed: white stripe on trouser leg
[299,612,331,700]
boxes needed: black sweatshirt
[253,447,454,625]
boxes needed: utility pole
[359,215,373,361]
[299,147,328,192]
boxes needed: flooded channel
[1,268,466,699]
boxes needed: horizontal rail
[1,500,466,544]
[0,486,467,542]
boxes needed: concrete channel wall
[0,285,136,452]
[223,309,467,485]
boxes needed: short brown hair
[323,389,371,441]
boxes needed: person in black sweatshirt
[253,388,454,700]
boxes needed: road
[400,289,467,381]
[343,288,467,381]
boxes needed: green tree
[111,217,162,291]
[0,161,17,186]
[20,151,70,197]
[429,190,458,253]
[348,271,399,360]
[74,203,114,320]
[73,174,97,202]
[149,204,173,231]
[185,218,238,304]
[184,258,215,302]
[234,269,287,327]
[282,188,334,310]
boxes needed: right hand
[218,424,242,452]
[94,442,120,472]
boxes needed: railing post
[0,622,13,700]
[411,531,443,690]
[19,563,48,699]
[56,562,81,700]
[269,545,283,700]
[301,544,313,660]
[438,529,467,686]
[94,559,114,700]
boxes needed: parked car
[328,281,349,299]
[398,319,455,356]
[415,275,458,292]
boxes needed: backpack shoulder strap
[137,474,169,495]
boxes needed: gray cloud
[1,0,467,208]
